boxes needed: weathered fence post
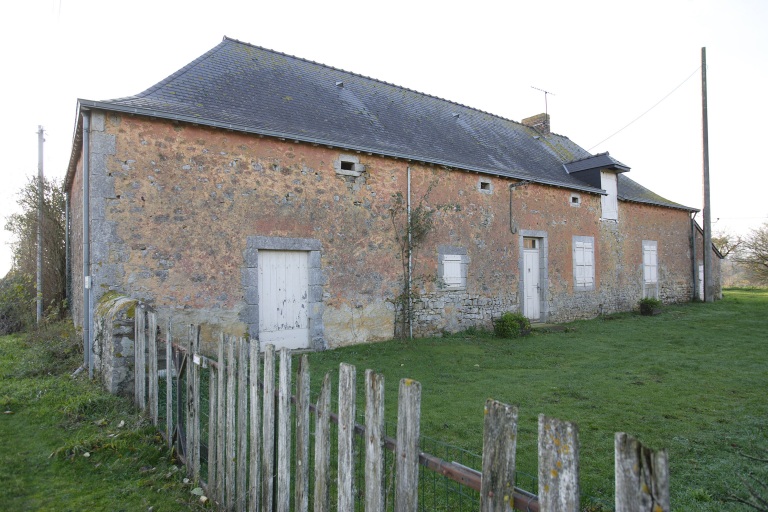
[216,333,226,508]
[249,338,261,512]
[236,338,249,512]
[538,415,580,512]
[295,355,310,512]
[396,378,421,512]
[165,319,173,449]
[615,433,670,512]
[481,400,519,512]
[208,358,218,498]
[261,344,276,512]
[185,324,195,477]
[148,312,158,425]
[192,325,201,484]
[134,305,146,410]
[338,363,357,511]
[313,373,331,512]
[277,348,292,512]
[365,369,385,512]
[226,335,237,511]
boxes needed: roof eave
[65,100,86,193]
[619,196,699,213]
[74,99,606,195]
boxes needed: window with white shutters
[443,255,463,288]
[643,240,659,298]
[572,236,595,291]
[438,246,468,290]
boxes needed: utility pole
[701,48,713,302]
[37,126,44,324]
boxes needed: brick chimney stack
[522,113,551,136]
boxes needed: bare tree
[735,222,768,286]
[712,229,743,258]
[2,176,66,329]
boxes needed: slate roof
[69,36,695,211]
[618,175,696,211]
[564,152,631,174]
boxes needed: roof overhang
[564,152,631,174]
[65,100,607,196]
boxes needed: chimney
[522,113,550,136]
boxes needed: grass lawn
[0,323,205,512]
[305,288,768,511]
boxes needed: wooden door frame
[518,230,549,322]
[242,235,326,350]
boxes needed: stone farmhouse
[65,36,721,356]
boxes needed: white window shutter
[584,240,594,287]
[573,239,594,289]
[643,242,658,284]
[443,255,463,287]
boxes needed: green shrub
[493,312,531,338]
[0,272,35,335]
[638,297,662,316]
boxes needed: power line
[587,66,701,151]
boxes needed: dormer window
[600,171,618,221]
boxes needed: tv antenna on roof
[531,86,555,116]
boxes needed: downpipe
[82,111,92,379]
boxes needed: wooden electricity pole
[701,48,713,302]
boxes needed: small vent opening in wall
[335,154,363,177]
[570,193,581,207]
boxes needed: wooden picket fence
[133,306,670,511]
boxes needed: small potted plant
[638,297,662,316]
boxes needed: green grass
[305,289,768,511]
[0,323,206,511]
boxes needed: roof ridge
[567,151,610,164]
[221,36,536,131]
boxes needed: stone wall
[67,110,711,353]
[93,293,138,396]
[412,291,517,336]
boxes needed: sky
[1,0,767,277]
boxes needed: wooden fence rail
[133,308,670,512]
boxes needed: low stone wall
[93,293,139,396]
[412,291,517,336]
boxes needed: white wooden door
[258,250,309,349]
[523,248,541,320]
